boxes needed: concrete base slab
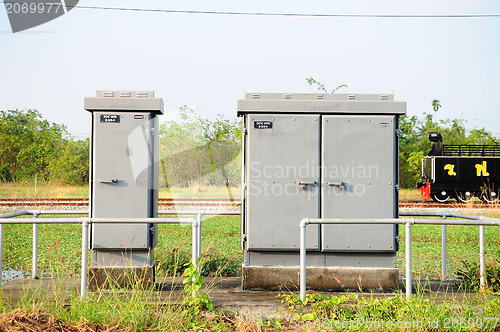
[242,266,399,291]
[87,266,154,291]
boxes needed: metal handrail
[4,208,498,301]
[0,208,241,298]
[299,215,500,301]
[399,211,484,281]
[0,209,241,282]
[0,214,199,299]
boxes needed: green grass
[1,215,242,279]
[280,291,500,332]
[3,223,82,278]
[397,220,500,280]
[3,215,499,282]
[1,269,229,331]
[1,214,500,331]
[0,183,89,198]
[155,215,242,277]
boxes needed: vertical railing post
[191,217,199,297]
[32,213,39,279]
[405,220,412,299]
[299,219,308,302]
[441,216,447,281]
[479,225,486,291]
[191,218,199,269]
[80,219,89,300]
[196,212,203,272]
[0,223,4,288]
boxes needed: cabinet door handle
[326,181,348,190]
[98,178,118,184]
[298,181,316,186]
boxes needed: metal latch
[98,178,118,184]
[326,181,348,190]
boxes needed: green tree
[432,99,441,122]
[0,109,89,184]
[0,109,63,182]
[159,107,241,188]
[47,138,89,185]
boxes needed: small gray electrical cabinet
[238,93,406,290]
[85,91,163,268]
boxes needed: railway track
[398,200,499,209]
[0,198,241,208]
[0,198,499,209]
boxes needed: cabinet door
[246,114,320,250]
[91,112,153,249]
[321,115,397,252]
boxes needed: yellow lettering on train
[444,164,456,176]
[475,161,489,176]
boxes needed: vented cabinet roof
[237,93,406,116]
[85,90,164,114]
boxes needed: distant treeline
[1,108,498,188]
[0,109,88,184]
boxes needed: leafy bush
[457,255,500,294]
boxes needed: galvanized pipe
[0,210,33,218]
[298,216,500,301]
[0,209,239,218]
[0,217,198,224]
[0,213,199,297]
[479,225,486,291]
[7,210,241,217]
[196,212,203,270]
[32,213,39,279]
[441,216,447,281]
[34,210,88,215]
[299,218,308,301]
[191,217,200,296]
[80,220,89,300]
[191,217,199,269]
[305,218,500,226]
[405,221,412,299]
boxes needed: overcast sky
[1,0,499,138]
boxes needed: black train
[417,132,500,203]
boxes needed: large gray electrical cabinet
[84,91,163,270]
[238,93,406,290]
